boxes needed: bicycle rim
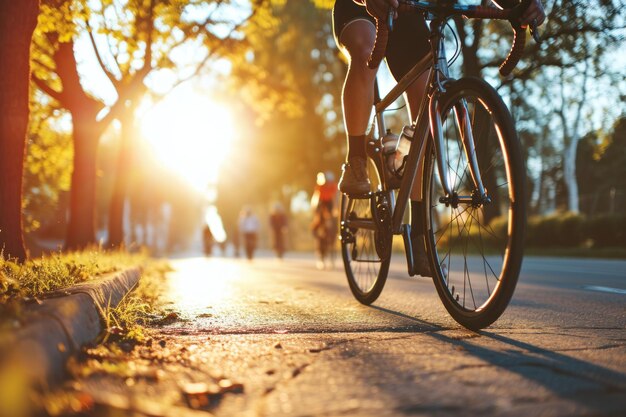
[340,194,390,305]
[423,77,526,330]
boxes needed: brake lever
[387,7,395,31]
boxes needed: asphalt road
[69,252,626,417]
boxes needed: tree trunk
[65,123,100,249]
[46,41,108,249]
[0,0,39,261]
[107,109,135,248]
[563,135,580,213]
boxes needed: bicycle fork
[429,93,490,207]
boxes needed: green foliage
[557,212,586,246]
[586,214,626,248]
[576,116,626,216]
[526,213,585,247]
[461,211,626,250]
[525,212,626,248]
[23,98,73,234]
[526,215,559,247]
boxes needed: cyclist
[333,0,545,275]
[311,171,338,215]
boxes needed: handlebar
[367,0,540,77]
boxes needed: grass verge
[0,248,171,335]
[0,250,172,417]
[101,259,171,343]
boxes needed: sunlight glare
[167,258,240,317]
[141,90,236,192]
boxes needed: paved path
[66,253,626,417]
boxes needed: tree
[32,0,254,248]
[84,0,256,247]
[502,0,626,213]
[32,0,128,248]
[0,0,40,261]
[451,0,626,215]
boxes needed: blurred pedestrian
[202,223,214,256]
[269,202,288,259]
[239,207,260,260]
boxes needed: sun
[140,88,236,192]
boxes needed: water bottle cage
[391,155,408,179]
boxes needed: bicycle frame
[371,17,488,235]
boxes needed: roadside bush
[525,212,625,248]
[586,214,626,247]
[526,214,561,247]
[555,212,586,247]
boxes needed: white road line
[584,285,626,295]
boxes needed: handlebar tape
[470,5,527,76]
[499,25,526,76]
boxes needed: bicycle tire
[422,77,526,330]
[340,193,391,305]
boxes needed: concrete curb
[0,268,141,387]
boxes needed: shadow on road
[371,305,626,411]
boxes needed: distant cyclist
[311,171,338,215]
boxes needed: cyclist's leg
[333,0,377,194]
[340,21,377,142]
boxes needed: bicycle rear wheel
[340,193,391,305]
[422,77,526,330]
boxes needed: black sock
[347,134,366,160]
[410,200,425,237]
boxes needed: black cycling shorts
[332,0,430,81]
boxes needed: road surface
[65,252,626,417]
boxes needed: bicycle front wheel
[423,77,526,330]
[340,194,390,305]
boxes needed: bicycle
[312,204,338,269]
[339,0,539,330]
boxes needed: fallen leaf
[107,326,126,336]
[217,379,244,394]
[154,312,180,325]
[292,364,309,377]
[182,382,211,396]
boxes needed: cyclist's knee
[341,22,376,67]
